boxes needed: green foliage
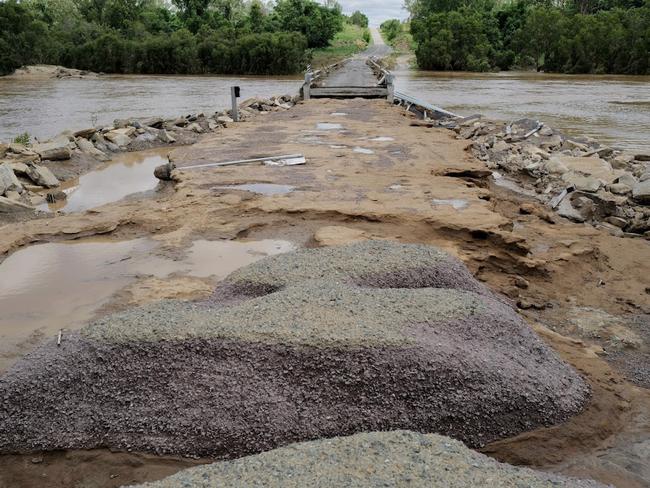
[0,0,347,75]
[13,132,31,145]
[310,21,368,67]
[380,19,403,43]
[349,10,368,28]
[408,0,650,73]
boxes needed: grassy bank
[310,23,371,68]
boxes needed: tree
[349,10,368,27]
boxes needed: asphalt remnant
[0,241,590,459]
[130,431,608,488]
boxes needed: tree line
[0,0,352,76]
[402,0,650,74]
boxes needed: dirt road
[0,98,648,488]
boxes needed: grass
[12,132,30,145]
[310,23,371,68]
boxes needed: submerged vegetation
[0,0,357,76]
[395,0,650,74]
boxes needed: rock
[46,190,67,203]
[608,183,631,195]
[492,140,510,152]
[605,216,628,228]
[563,139,590,152]
[509,118,539,135]
[634,154,650,162]
[539,134,563,151]
[131,431,607,488]
[140,117,164,129]
[217,115,234,125]
[0,195,33,212]
[104,129,132,147]
[8,162,29,175]
[73,128,97,139]
[25,164,60,188]
[0,143,8,158]
[158,130,176,144]
[562,173,601,193]
[632,180,650,204]
[186,122,203,133]
[557,196,590,223]
[611,154,633,169]
[521,144,549,160]
[4,190,20,201]
[0,163,23,194]
[513,276,529,289]
[543,158,569,175]
[76,137,110,161]
[153,162,175,180]
[32,139,71,161]
[0,242,590,458]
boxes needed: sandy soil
[0,98,648,488]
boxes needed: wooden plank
[310,87,388,99]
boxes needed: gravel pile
[131,431,608,488]
[0,241,590,458]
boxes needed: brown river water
[394,68,650,153]
[1,69,649,152]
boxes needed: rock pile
[0,94,298,213]
[0,241,589,459]
[131,431,608,488]
[425,114,650,237]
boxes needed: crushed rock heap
[0,241,590,458]
[131,431,608,488]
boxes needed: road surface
[321,28,392,88]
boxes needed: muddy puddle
[432,198,469,210]
[213,183,295,195]
[0,237,294,371]
[316,122,343,130]
[41,148,168,213]
[353,147,374,154]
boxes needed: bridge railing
[366,57,394,102]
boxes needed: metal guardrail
[393,91,459,119]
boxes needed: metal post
[231,86,239,122]
[303,72,312,101]
[386,73,395,103]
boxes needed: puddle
[353,147,374,155]
[330,112,348,116]
[213,183,295,195]
[388,184,404,191]
[316,123,343,130]
[0,237,294,368]
[41,148,167,213]
[431,199,469,210]
[370,137,395,142]
[330,145,347,149]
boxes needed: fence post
[231,86,240,122]
[303,72,312,100]
[386,73,394,103]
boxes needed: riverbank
[0,95,648,488]
[0,94,299,222]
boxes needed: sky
[338,1,409,26]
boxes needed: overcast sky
[338,1,409,26]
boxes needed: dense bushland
[403,0,650,74]
[0,0,349,75]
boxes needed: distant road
[321,27,392,87]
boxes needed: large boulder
[0,195,33,213]
[0,163,23,195]
[104,129,133,147]
[31,138,71,161]
[75,137,110,161]
[131,431,606,488]
[0,241,590,458]
[25,163,59,188]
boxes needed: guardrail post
[386,73,394,103]
[303,72,312,100]
[230,86,240,122]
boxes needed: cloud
[336,0,410,26]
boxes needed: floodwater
[0,237,294,370]
[394,67,650,152]
[0,74,301,142]
[42,148,167,212]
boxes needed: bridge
[302,28,458,120]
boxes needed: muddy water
[0,237,294,371]
[394,67,650,152]
[0,74,301,142]
[43,148,168,212]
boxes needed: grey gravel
[0,241,590,458]
[130,431,609,488]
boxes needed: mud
[0,97,648,488]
